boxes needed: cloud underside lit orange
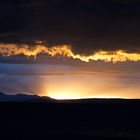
[0,43,140,63]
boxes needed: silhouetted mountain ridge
[0,92,53,102]
[0,92,140,104]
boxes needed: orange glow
[48,94,127,100]
[46,88,131,100]
[40,73,140,99]
[0,43,140,63]
[46,88,137,100]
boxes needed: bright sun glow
[42,74,138,100]
[48,95,126,100]
[47,93,128,100]
[47,90,128,100]
[47,90,83,100]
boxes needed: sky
[0,0,140,99]
[0,0,140,53]
[0,62,140,99]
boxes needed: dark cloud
[0,0,140,54]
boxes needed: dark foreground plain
[0,94,140,139]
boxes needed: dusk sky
[0,0,140,53]
[0,0,140,99]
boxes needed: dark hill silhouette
[0,92,140,104]
[1,92,140,139]
[0,92,53,102]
